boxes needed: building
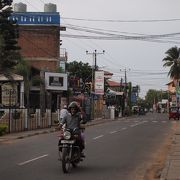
[166,80,180,107]
[12,3,60,71]
[12,3,67,111]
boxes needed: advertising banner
[95,71,104,95]
[45,72,67,91]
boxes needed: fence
[0,108,57,133]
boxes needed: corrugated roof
[107,80,127,87]
[0,74,23,81]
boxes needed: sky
[13,0,180,98]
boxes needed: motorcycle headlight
[63,131,71,140]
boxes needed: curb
[0,118,123,143]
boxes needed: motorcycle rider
[59,101,87,157]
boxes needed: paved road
[0,113,174,180]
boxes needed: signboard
[11,12,60,25]
[95,71,104,95]
[1,83,18,106]
[131,92,137,103]
[45,72,67,91]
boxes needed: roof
[0,74,23,81]
[107,80,120,87]
[166,80,174,86]
[104,71,113,76]
[104,71,113,79]
[107,88,124,96]
[107,80,126,87]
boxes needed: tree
[15,58,45,109]
[0,0,12,9]
[66,61,92,82]
[145,89,168,107]
[0,0,21,76]
[163,46,180,81]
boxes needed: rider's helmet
[68,101,80,112]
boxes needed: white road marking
[92,118,167,141]
[93,135,104,140]
[152,121,157,123]
[130,124,139,127]
[110,130,117,134]
[18,154,48,166]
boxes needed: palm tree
[14,58,42,103]
[163,46,180,81]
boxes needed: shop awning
[107,88,124,96]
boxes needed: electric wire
[62,17,180,23]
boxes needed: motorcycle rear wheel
[62,148,71,173]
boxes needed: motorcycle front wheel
[62,148,71,173]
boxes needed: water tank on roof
[14,3,27,12]
[44,3,57,12]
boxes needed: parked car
[169,106,179,120]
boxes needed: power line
[60,34,180,44]
[62,17,180,23]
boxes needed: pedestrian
[59,105,68,124]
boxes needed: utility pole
[120,68,130,115]
[120,78,123,92]
[86,50,105,92]
[86,50,105,119]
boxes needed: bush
[0,124,8,136]
[0,111,5,118]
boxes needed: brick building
[12,5,60,71]
[12,3,67,111]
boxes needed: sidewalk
[0,117,118,144]
[160,121,180,180]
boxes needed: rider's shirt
[60,112,84,130]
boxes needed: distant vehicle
[169,106,179,120]
[138,107,145,115]
[132,106,139,115]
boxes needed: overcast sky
[13,0,180,98]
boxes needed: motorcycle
[58,127,85,173]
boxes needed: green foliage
[56,67,64,73]
[31,75,43,86]
[0,111,5,118]
[145,89,168,107]
[0,124,8,136]
[66,61,92,82]
[163,46,180,80]
[0,1,21,75]
[14,58,30,77]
